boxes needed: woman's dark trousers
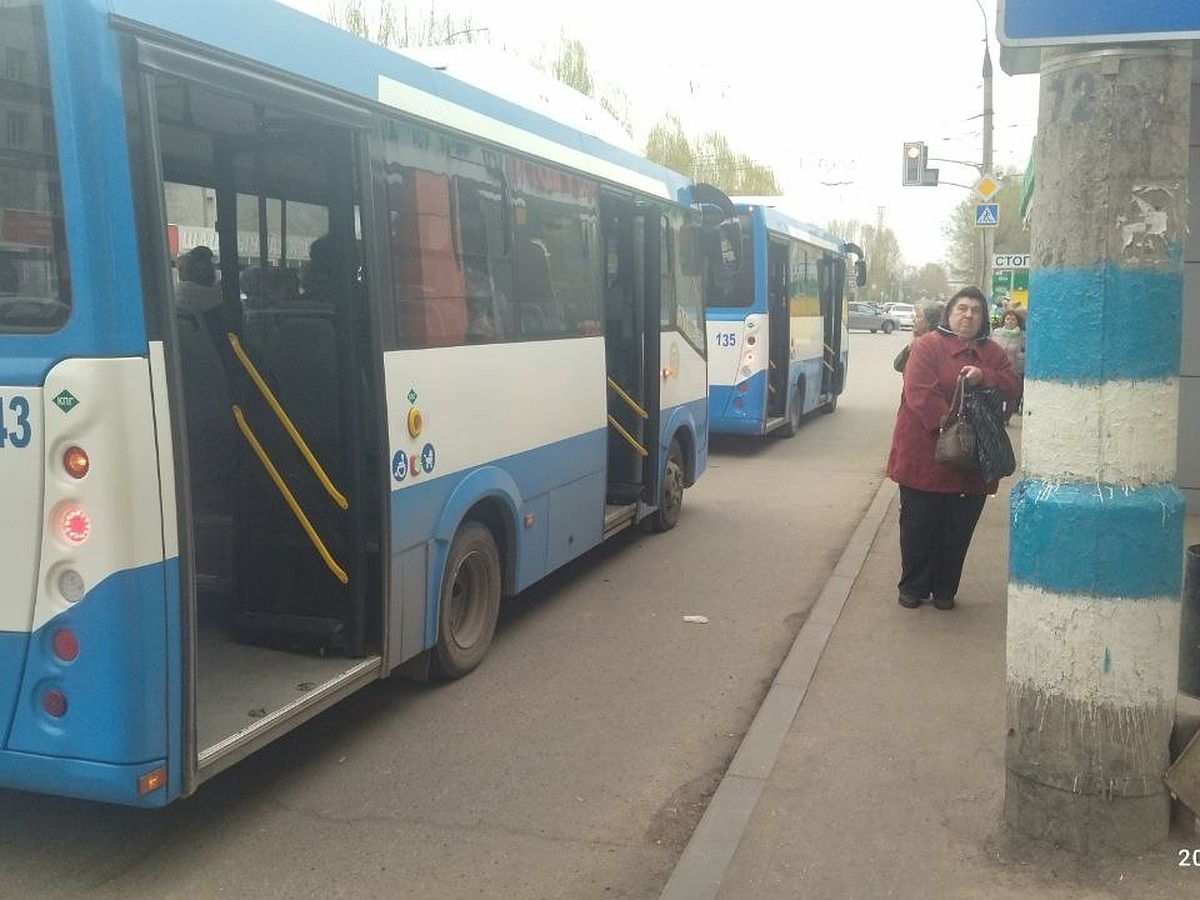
[897,486,987,603]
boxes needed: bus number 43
[0,395,32,449]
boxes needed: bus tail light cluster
[736,321,761,384]
[41,444,91,720]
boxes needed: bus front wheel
[646,439,685,533]
[432,522,501,679]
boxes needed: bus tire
[646,439,685,533]
[781,379,804,438]
[432,521,501,679]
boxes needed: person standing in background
[990,308,1026,423]
[893,299,944,373]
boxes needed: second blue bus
[706,202,865,436]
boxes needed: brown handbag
[935,373,978,469]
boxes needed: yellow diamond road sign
[974,175,999,201]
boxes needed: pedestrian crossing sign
[975,203,999,227]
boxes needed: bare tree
[828,218,907,304]
[913,262,951,299]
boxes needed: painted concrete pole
[1006,44,1191,852]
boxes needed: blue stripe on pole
[1025,264,1182,383]
[1010,479,1184,599]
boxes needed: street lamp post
[972,0,995,294]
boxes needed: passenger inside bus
[301,234,338,307]
[175,245,222,315]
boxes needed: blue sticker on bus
[420,443,436,474]
[392,450,408,482]
[0,395,32,448]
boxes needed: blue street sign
[999,0,1200,47]
[976,204,999,228]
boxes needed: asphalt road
[0,329,912,900]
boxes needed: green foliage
[643,115,780,196]
[943,172,1030,281]
[552,37,594,97]
[326,0,476,48]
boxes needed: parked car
[889,303,916,329]
[848,302,898,334]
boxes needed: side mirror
[855,259,867,287]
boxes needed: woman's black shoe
[898,593,922,609]
[932,596,956,610]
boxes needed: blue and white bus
[0,0,735,806]
[706,201,865,436]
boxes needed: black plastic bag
[964,386,1015,483]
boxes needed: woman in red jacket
[887,286,1020,610]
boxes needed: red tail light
[57,505,91,544]
[52,629,78,662]
[43,689,67,717]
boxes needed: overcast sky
[279,0,1041,270]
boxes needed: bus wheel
[781,380,804,438]
[647,439,685,533]
[432,522,501,679]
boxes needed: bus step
[603,503,637,539]
[762,416,787,434]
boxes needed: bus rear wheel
[781,379,804,437]
[646,439,685,533]
[432,522,501,679]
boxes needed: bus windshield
[0,0,72,332]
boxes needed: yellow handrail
[607,414,648,457]
[606,377,649,420]
[227,333,348,510]
[231,405,349,585]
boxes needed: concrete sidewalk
[662,445,1200,899]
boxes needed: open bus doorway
[766,239,790,427]
[128,63,385,785]
[599,193,662,534]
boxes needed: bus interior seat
[236,293,347,638]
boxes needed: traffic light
[902,142,938,187]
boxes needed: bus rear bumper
[0,750,173,807]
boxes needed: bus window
[672,214,705,353]
[0,1,71,331]
[511,162,601,339]
[383,126,514,348]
